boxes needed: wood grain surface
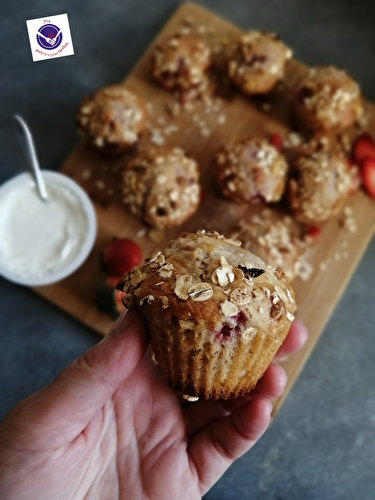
[33,2,375,415]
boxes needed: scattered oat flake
[136,228,147,238]
[148,229,165,243]
[96,180,105,190]
[218,114,226,125]
[150,130,165,145]
[81,170,91,180]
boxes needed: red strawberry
[97,276,126,319]
[103,239,142,275]
[270,133,282,151]
[307,226,321,238]
[352,134,375,164]
[361,158,375,199]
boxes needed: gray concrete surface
[1,1,375,498]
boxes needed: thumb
[32,308,149,429]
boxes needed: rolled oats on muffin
[76,84,147,154]
[227,31,292,95]
[117,231,296,399]
[229,209,312,281]
[151,34,211,99]
[293,66,362,133]
[214,137,288,204]
[122,147,200,229]
[288,135,351,224]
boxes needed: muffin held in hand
[214,137,288,203]
[151,34,211,97]
[288,135,351,224]
[293,66,362,133]
[117,231,296,399]
[228,31,292,95]
[76,84,147,153]
[122,147,200,229]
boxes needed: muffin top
[122,147,200,229]
[214,137,288,203]
[228,31,292,94]
[288,135,351,223]
[118,231,295,341]
[76,84,146,153]
[151,34,211,92]
[293,66,362,132]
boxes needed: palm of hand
[0,311,306,500]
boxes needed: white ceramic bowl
[0,171,97,287]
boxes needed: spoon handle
[13,115,48,201]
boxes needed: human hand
[0,309,307,500]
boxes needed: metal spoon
[13,114,48,201]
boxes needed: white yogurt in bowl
[0,171,97,286]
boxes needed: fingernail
[108,308,137,336]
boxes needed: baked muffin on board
[76,84,147,154]
[229,209,312,281]
[214,137,288,204]
[228,31,292,95]
[293,66,362,133]
[122,147,200,229]
[117,231,295,399]
[288,135,351,224]
[151,34,211,99]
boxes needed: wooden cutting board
[33,2,375,415]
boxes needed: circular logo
[36,24,63,50]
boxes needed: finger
[184,363,286,438]
[27,309,149,434]
[274,320,308,359]
[188,398,272,495]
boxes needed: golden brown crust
[214,137,288,204]
[76,84,146,154]
[227,31,292,95]
[151,34,211,94]
[293,66,362,133]
[118,231,296,399]
[288,135,351,224]
[121,147,200,229]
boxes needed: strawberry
[97,276,126,319]
[307,226,321,238]
[361,158,375,199]
[352,133,375,164]
[270,133,282,151]
[102,239,142,275]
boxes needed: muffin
[288,136,351,223]
[227,31,292,95]
[76,84,147,153]
[117,231,296,399]
[151,34,211,99]
[122,147,200,229]
[214,137,288,203]
[229,209,312,281]
[293,66,362,133]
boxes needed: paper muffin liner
[149,317,287,399]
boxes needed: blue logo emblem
[36,24,63,50]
